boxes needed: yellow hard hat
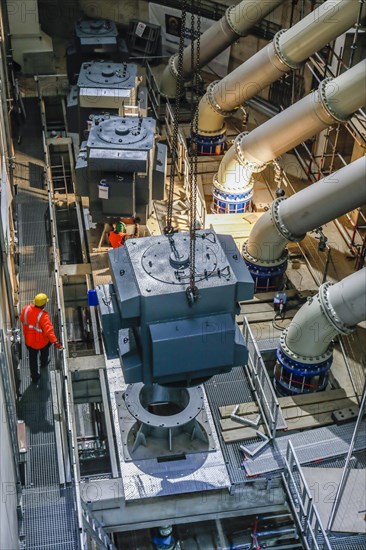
[34,293,49,307]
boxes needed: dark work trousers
[27,343,51,380]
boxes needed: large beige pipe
[198,0,366,137]
[216,60,366,198]
[275,267,366,395]
[159,0,285,98]
[283,268,366,360]
[245,157,366,263]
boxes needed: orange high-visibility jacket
[20,304,58,349]
[108,231,127,248]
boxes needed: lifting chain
[164,0,188,235]
[187,0,201,304]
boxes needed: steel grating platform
[17,191,81,549]
[242,421,366,476]
[105,357,231,501]
[205,367,263,484]
[328,534,366,550]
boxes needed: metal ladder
[81,501,117,550]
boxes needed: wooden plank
[240,299,300,314]
[219,388,356,418]
[223,412,335,443]
[68,354,105,372]
[60,263,91,276]
[238,310,295,323]
[220,397,358,432]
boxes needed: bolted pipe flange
[242,242,288,269]
[319,283,355,335]
[318,78,350,123]
[213,171,253,194]
[234,132,268,173]
[273,29,303,70]
[206,81,240,118]
[225,5,250,37]
[271,198,305,243]
[168,53,179,80]
[124,383,205,429]
[280,328,334,365]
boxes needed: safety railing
[182,149,206,229]
[282,441,332,550]
[81,500,117,550]
[242,317,281,439]
[164,100,186,175]
[38,84,85,548]
[145,61,163,120]
[165,101,207,229]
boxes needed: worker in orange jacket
[108,221,128,248]
[20,293,62,383]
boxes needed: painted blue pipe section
[195,132,226,155]
[275,347,332,396]
[244,257,287,291]
[213,186,252,214]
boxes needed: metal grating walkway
[205,367,260,484]
[17,190,81,549]
[243,421,366,477]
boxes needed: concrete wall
[79,0,149,29]
[0,274,19,550]
[0,366,19,550]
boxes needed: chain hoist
[164,0,188,235]
[186,0,201,305]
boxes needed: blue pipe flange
[195,132,226,155]
[275,347,332,395]
[243,255,287,291]
[212,185,253,213]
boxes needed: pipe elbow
[159,56,179,99]
[197,91,226,137]
[245,205,288,263]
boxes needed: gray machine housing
[75,19,119,54]
[76,60,142,140]
[78,60,138,110]
[75,115,166,223]
[97,230,254,386]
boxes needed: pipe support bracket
[273,29,303,70]
[318,78,350,123]
[319,283,355,335]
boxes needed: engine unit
[78,60,139,112]
[75,60,144,137]
[97,230,254,386]
[66,18,129,84]
[75,114,166,223]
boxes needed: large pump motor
[97,230,254,386]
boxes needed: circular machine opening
[140,385,190,417]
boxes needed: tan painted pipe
[284,268,366,359]
[216,60,366,195]
[159,0,285,98]
[198,0,366,136]
[245,157,366,263]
